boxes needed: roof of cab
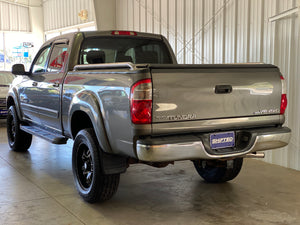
[42,30,163,48]
[82,30,162,39]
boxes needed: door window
[31,46,51,73]
[47,44,69,72]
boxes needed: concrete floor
[0,120,299,225]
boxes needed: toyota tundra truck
[6,31,291,203]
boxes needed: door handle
[32,81,38,87]
[52,82,60,87]
[215,85,232,94]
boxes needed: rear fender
[69,90,112,153]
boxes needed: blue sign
[0,53,10,63]
[24,52,29,57]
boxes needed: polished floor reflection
[0,119,299,225]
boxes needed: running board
[20,125,68,144]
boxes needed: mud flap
[101,151,127,175]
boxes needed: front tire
[72,128,120,203]
[6,105,32,152]
[193,158,243,183]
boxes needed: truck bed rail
[73,62,136,71]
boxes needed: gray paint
[151,65,282,123]
[8,31,289,161]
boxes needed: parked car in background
[0,71,15,118]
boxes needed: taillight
[280,75,287,115]
[130,79,152,124]
[112,31,137,36]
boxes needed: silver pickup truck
[7,31,291,203]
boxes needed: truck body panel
[151,65,281,124]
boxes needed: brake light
[280,75,287,115]
[130,79,152,124]
[112,31,137,36]
[280,94,287,115]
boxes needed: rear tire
[72,128,120,203]
[6,105,32,152]
[193,158,243,183]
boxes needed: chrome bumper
[136,127,291,162]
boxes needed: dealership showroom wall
[0,0,300,224]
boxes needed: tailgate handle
[215,85,232,94]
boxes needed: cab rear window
[79,37,173,65]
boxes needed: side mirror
[12,64,26,75]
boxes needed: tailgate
[151,64,282,125]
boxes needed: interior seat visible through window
[86,51,106,64]
[135,51,158,64]
[116,52,133,62]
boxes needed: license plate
[210,131,235,149]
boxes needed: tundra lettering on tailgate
[155,113,196,121]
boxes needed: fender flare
[68,90,113,154]
[7,88,23,120]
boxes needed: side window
[47,44,69,72]
[32,46,51,73]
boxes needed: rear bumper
[136,127,291,162]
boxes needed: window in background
[0,32,38,71]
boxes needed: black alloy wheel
[6,105,32,152]
[76,143,94,190]
[72,128,120,203]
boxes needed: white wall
[43,0,96,32]
[0,1,31,31]
[42,0,116,32]
[29,6,44,53]
[116,0,300,170]
[93,0,116,30]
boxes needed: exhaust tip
[244,152,265,159]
